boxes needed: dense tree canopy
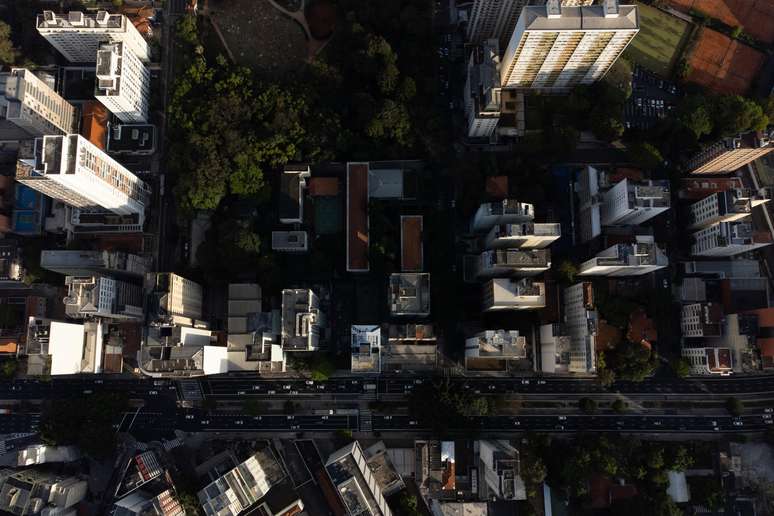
[408,380,493,435]
[606,340,658,382]
[0,21,18,65]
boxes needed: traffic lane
[175,413,359,432]
[203,379,364,396]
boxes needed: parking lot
[624,66,682,130]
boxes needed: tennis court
[625,3,691,76]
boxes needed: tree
[726,397,743,417]
[678,96,713,138]
[176,15,199,46]
[0,21,18,65]
[0,360,17,380]
[689,476,724,510]
[397,493,421,516]
[627,142,663,171]
[597,352,616,387]
[591,112,625,142]
[612,399,628,413]
[558,260,578,284]
[606,341,657,382]
[176,491,203,516]
[579,397,597,414]
[730,25,743,39]
[242,399,266,416]
[673,358,691,378]
[669,445,694,471]
[712,95,769,136]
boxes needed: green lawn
[624,3,691,77]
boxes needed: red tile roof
[308,177,339,197]
[486,176,508,200]
[81,101,109,151]
[347,163,369,271]
[401,215,423,272]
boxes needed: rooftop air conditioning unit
[43,11,55,23]
[96,11,110,25]
[68,12,84,26]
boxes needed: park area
[624,3,691,77]
[686,27,766,95]
[665,0,774,44]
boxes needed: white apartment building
[281,289,325,351]
[0,469,87,514]
[578,236,667,277]
[485,222,561,249]
[478,440,526,500]
[465,39,502,138]
[325,441,393,516]
[16,134,150,222]
[472,199,534,232]
[36,10,150,63]
[477,248,551,278]
[146,273,204,323]
[465,330,527,371]
[600,178,670,226]
[483,278,545,311]
[687,189,768,231]
[0,68,77,136]
[680,303,723,338]
[681,346,733,376]
[563,282,597,374]
[95,41,151,123]
[64,275,143,320]
[691,221,772,257]
[351,325,382,374]
[500,0,639,90]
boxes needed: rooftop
[401,215,423,272]
[279,164,309,223]
[351,325,381,373]
[37,10,126,30]
[389,273,431,316]
[107,124,156,155]
[520,3,639,32]
[280,289,323,351]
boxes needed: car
[201,420,209,425]
[254,416,262,421]
[653,420,662,426]
[488,385,496,391]
[286,415,294,420]
[290,425,300,430]
[733,421,743,426]
[766,420,773,425]
[765,408,773,413]
[316,385,325,390]
[267,390,276,395]
[409,420,418,426]
[148,390,158,395]
[711,420,717,426]
[252,385,261,390]
[414,379,423,385]
[384,415,393,420]
[537,380,546,385]
[185,414,194,420]
[558,416,566,421]
[83,390,93,394]
[513,420,521,426]
[235,420,243,425]
[305,380,314,385]
[521,379,530,385]
[555,425,565,430]
[663,279,669,289]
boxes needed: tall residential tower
[95,41,151,123]
[0,68,77,136]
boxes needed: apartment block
[140,324,226,377]
[691,221,772,257]
[0,468,87,514]
[64,275,143,320]
[686,131,773,175]
[476,248,551,278]
[578,235,667,277]
[465,330,527,371]
[563,282,597,374]
[485,222,561,249]
[0,68,77,136]
[478,440,526,500]
[325,441,393,516]
[600,178,670,226]
[16,135,150,222]
[538,323,571,373]
[464,39,502,138]
[388,273,431,317]
[472,199,534,232]
[681,346,733,376]
[500,0,639,90]
[95,41,151,123]
[687,189,768,230]
[681,302,723,338]
[41,250,150,279]
[146,273,204,325]
[351,325,381,374]
[382,324,438,372]
[281,288,325,351]
[37,10,150,63]
[483,277,545,311]
[25,317,104,375]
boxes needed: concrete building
[465,330,527,371]
[362,442,406,497]
[281,288,324,351]
[687,189,768,230]
[64,275,143,320]
[563,282,597,374]
[95,41,151,123]
[464,39,501,138]
[16,135,150,223]
[139,324,226,378]
[106,123,157,156]
[578,235,667,276]
[112,489,184,516]
[0,241,24,285]
[479,440,526,501]
[482,277,545,311]
[472,199,534,232]
[0,68,77,136]
[500,0,639,90]
[600,178,670,226]
[351,325,381,374]
[36,10,150,63]
[271,230,309,252]
[24,317,104,376]
[145,273,204,326]
[0,468,87,515]
[226,283,286,374]
[279,164,310,225]
[388,273,431,317]
[686,131,773,175]
[476,248,551,278]
[681,346,733,376]
[325,441,393,516]
[41,250,150,279]
[382,324,438,372]
[485,222,561,249]
[681,302,723,338]
[691,221,772,257]
[538,323,571,373]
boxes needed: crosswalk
[360,410,372,432]
[178,380,203,402]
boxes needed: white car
[558,416,566,421]
[733,421,743,427]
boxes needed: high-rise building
[464,39,502,138]
[15,134,150,222]
[0,468,87,514]
[146,273,204,325]
[500,0,639,90]
[472,199,534,231]
[64,275,143,320]
[563,282,597,373]
[686,131,773,175]
[578,235,667,276]
[691,221,773,257]
[41,250,150,279]
[95,41,151,123]
[0,68,77,136]
[325,441,393,516]
[476,248,551,278]
[688,189,769,230]
[681,345,733,376]
[36,10,150,63]
[483,277,545,311]
[485,222,561,249]
[600,178,670,226]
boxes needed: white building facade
[0,68,77,136]
[95,41,151,123]
[483,278,546,311]
[691,221,772,257]
[485,222,561,249]
[472,199,534,232]
[578,236,667,277]
[563,282,597,373]
[464,39,502,138]
[600,178,670,226]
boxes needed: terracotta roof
[759,339,774,369]
[0,339,17,354]
[347,163,369,271]
[609,168,644,182]
[745,307,774,327]
[308,177,339,197]
[401,215,423,272]
[81,101,109,151]
[486,176,508,200]
[103,353,123,373]
[628,308,658,343]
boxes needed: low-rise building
[139,325,227,377]
[281,288,325,351]
[112,488,184,516]
[578,236,667,277]
[0,468,87,515]
[484,222,561,249]
[388,273,431,317]
[681,346,733,376]
[271,230,309,252]
[687,189,768,230]
[563,282,597,374]
[279,164,310,225]
[471,199,534,232]
[465,330,526,371]
[464,38,501,139]
[686,130,773,175]
[479,440,526,501]
[351,325,381,374]
[106,124,156,155]
[325,441,393,516]
[382,324,437,372]
[64,275,143,320]
[538,323,571,374]
[41,250,150,279]
[476,248,551,278]
[690,221,772,257]
[681,303,723,338]
[24,317,104,375]
[482,278,545,311]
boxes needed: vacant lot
[624,3,691,77]
[686,27,766,95]
[666,0,774,44]
[208,0,307,77]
